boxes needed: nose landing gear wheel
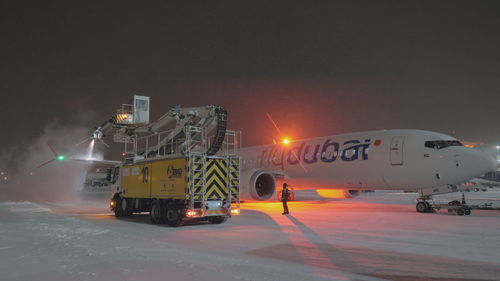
[416,202,428,213]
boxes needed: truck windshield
[112,167,120,184]
[424,140,463,149]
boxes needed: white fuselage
[238,129,496,200]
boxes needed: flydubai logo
[260,138,381,170]
[167,165,183,179]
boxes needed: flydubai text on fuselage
[239,129,496,201]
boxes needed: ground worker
[281,183,290,215]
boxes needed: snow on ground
[1,191,500,281]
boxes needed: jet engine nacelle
[242,170,277,200]
[316,189,360,199]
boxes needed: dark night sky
[1,1,500,157]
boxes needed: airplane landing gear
[416,200,433,213]
[416,201,428,212]
[416,195,434,213]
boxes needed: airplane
[37,104,497,214]
[238,129,497,213]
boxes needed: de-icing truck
[90,96,240,226]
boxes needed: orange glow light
[230,208,240,215]
[316,189,348,199]
[117,113,129,120]
[186,210,197,217]
[281,138,291,145]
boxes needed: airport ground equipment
[415,185,464,213]
[426,201,472,216]
[417,192,472,216]
[81,172,110,193]
[90,96,241,226]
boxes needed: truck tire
[208,216,228,224]
[115,197,130,217]
[150,200,164,224]
[165,203,182,227]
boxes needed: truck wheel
[464,209,471,215]
[115,197,129,217]
[456,209,465,216]
[208,216,228,224]
[150,200,164,224]
[165,203,182,227]
[122,198,133,216]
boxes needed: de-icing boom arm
[91,118,114,141]
[90,104,227,156]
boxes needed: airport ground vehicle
[82,172,109,193]
[90,96,241,226]
[108,149,240,226]
[418,200,472,216]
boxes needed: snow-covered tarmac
[1,191,500,281]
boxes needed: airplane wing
[69,158,122,165]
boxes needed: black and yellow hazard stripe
[187,156,204,200]
[229,157,240,202]
[187,156,240,201]
[204,159,228,200]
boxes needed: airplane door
[390,136,405,165]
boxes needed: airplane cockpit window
[424,140,463,149]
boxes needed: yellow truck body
[120,157,239,201]
[111,155,240,226]
[121,158,187,200]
